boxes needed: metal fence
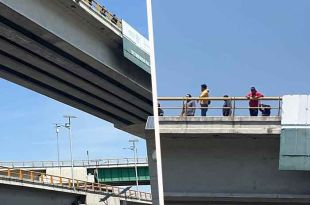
[0,166,152,201]
[158,96,282,116]
[0,158,148,168]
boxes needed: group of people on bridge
[158,85,271,117]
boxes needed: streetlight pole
[54,123,61,176]
[63,115,77,190]
[87,150,90,165]
[124,139,139,197]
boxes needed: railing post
[183,97,187,116]
[7,168,11,177]
[232,97,236,116]
[40,174,44,183]
[50,175,54,185]
[278,97,281,116]
[76,180,79,189]
[30,171,34,181]
[19,170,23,180]
[59,177,63,186]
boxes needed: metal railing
[80,0,122,29]
[0,166,152,201]
[158,96,282,116]
[0,158,148,169]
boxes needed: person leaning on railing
[246,87,264,116]
[181,94,196,116]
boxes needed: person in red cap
[246,87,264,116]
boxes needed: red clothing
[247,91,264,107]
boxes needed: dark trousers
[249,108,258,116]
[201,104,208,116]
[223,109,231,116]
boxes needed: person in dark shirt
[223,95,232,116]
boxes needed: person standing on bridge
[199,84,209,116]
[246,87,264,116]
[158,103,164,116]
[181,94,196,116]
[223,95,232,116]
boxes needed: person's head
[186,94,192,102]
[158,103,161,107]
[223,95,229,101]
[201,84,207,91]
[250,86,257,94]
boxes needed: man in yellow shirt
[199,84,209,116]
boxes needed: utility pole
[124,139,140,198]
[53,123,61,176]
[63,115,77,190]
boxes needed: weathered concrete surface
[145,116,310,204]
[0,178,152,205]
[0,182,84,205]
[0,0,152,137]
[46,167,88,182]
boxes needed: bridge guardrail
[158,96,282,116]
[79,0,122,29]
[0,158,148,168]
[0,166,152,201]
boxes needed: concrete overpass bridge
[0,165,152,205]
[146,96,310,205]
[0,0,152,137]
[0,158,150,186]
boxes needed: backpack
[260,104,271,116]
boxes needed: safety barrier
[158,96,282,116]
[0,166,152,201]
[0,158,148,168]
[80,0,122,29]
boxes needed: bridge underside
[146,116,310,205]
[0,0,152,137]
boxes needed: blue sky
[0,0,148,162]
[153,0,310,115]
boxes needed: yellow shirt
[199,89,209,104]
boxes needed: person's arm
[246,93,251,99]
[180,101,185,116]
[190,101,196,115]
[255,93,264,99]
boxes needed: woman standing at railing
[181,94,196,116]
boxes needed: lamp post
[87,150,90,165]
[53,123,61,175]
[63,115,77,190]
[124,139,139,198]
